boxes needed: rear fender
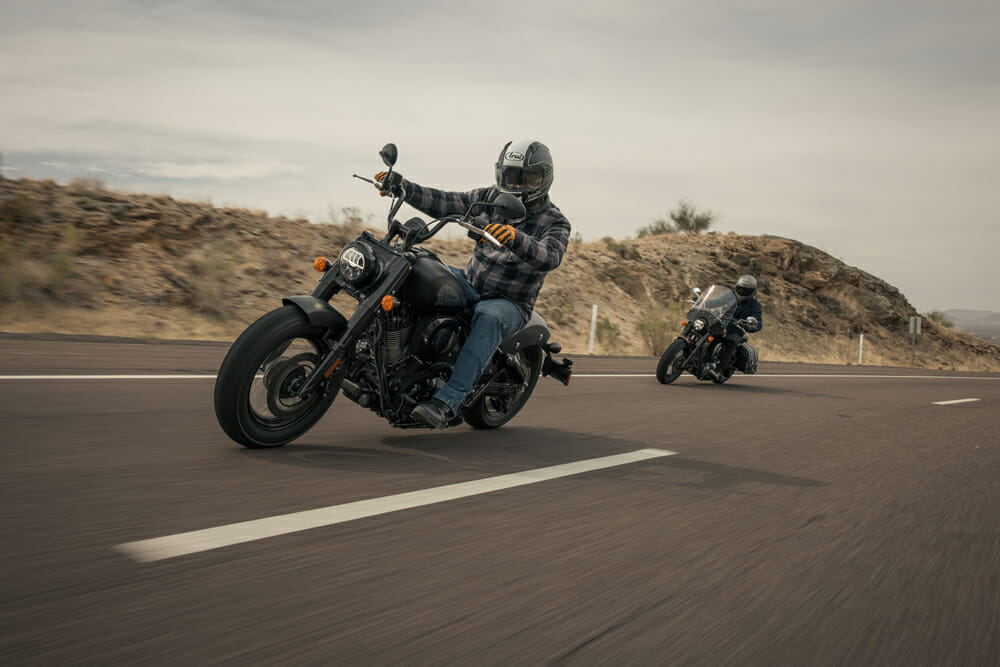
[282,295,348,332]
[500,311,550,354]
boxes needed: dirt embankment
[2,176,998,371]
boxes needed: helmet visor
[497,164,543,193]
[734,284,755,298]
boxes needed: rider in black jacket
[710,274,763,380]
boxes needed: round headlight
[338,242,377,286]
[692,319,706,331]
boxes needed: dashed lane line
[932,398,982,405]
[114,448,677,563]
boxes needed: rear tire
[214,305,341,448]
[656,339,688,384]
[464,348,543,429]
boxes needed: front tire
[464,348,543,429]
[214,305,341,448]
[656,339,688,384]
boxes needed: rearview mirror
[494,193,526,220]
[379,143,398,168]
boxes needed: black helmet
[735,274,757,301]
[495,139,553,206]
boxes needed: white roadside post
[858,334,864,365]
[909,316,921,367]
[588,305,598,355]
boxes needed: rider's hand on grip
[373,171,402,197]
[482,222,516,246]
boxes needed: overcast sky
[2,0,998,312]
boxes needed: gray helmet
[495,139,553,206]
[735,274,757,300]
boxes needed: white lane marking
[932,398,981,405]
[114,448,677,563]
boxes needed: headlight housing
[692,318,706,331]
[337,242,378,286]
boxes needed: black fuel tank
[398,257,468,313]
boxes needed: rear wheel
[711,367,735,384]
[656,339,688,384]
[214,305,341,448]
[464,348,543,429]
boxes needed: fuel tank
[398,256,468,313]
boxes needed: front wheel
[214,305,341,448]
[464,347,543,429]
[656,339,688,384]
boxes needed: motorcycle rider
[709,274,763,380]
[375,139,571,428]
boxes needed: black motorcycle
[214,143,573,448]
[655,284,758,385]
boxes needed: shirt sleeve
[747,300,763,332]
[508,214,571,272]
[402,180,493,219]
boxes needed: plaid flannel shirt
[402,180,571,322]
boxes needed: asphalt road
[2,334,998,665]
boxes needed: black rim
[247,335,327,432]
[483,351,534,419]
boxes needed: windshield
[692,284,737,321]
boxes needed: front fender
[282,295,348,332]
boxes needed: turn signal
[708,336,715,342]
[314,257,331,272]
[681,320,688,326]
[381,295,398,311]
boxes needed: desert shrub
[0,241,19,301]
[68,177,106,192]
[570,231,583,249]
[602,236,641,260]
[49,222,86,282]
[547,302,573,326]
[328,205,370,230]
[636,218,676,238]
[595,316,621,351]
[635,301,676,355]
[926,310,954,328]
[187,242,236,317]
[1,195,37,225]
[663,199,716,234]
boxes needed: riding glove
[483,223,516,246]
[373,171,399,197]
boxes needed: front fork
[296,262,412,398]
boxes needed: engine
[411,316,464,364]
[381,309,413,367]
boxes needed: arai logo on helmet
[341,247,365,271]
[505,151,525,162]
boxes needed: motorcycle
[214,143,573,448]
[655,284,758,385]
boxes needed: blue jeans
[434,268,525,414]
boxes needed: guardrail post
[588,305,597,355]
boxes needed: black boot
[411,398,453,429]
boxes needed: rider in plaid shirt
[377,139,571,428]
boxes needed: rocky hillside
[2,176,998,371]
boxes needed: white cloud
[134,160,305,181]
[1,0,998,311]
